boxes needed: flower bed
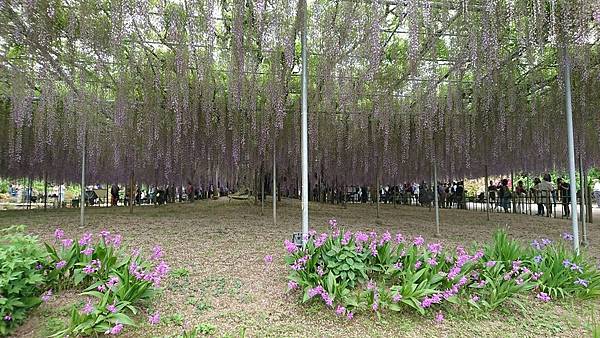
[284,220,600,320]
[1,226,167,336]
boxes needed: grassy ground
[1,199,599,337]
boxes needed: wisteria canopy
[0,0,599,189]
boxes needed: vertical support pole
[485,165,490,221]
[273,144,277,226]
[106,182,109,208]
[433,158,440,237]
[129,173,134,214]
[562,47,579,254]
[300,0,309,247]
[579,155,587,246]
[44,173,48,211]
[510,171,515,213]
[80,130,86,227]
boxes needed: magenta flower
[106,323,123,335]
[471,295,480,302]
[55,260,66,269]
[131,247,140,257]
[61,238,74,247]
[394,261,403,269]
[354,231,369,243]
[82,300,94,315]
[562,233,574,241]
[328,219,338,229]
[287,280,298,290]
[537,292,551,302]
[41,289,52,302]
[427,258,438,267]
[3,315,12,321]
[100,230,111,240]
[314,233,328,248]
[413,236,425,247]
[148,312,160,325]
[284,240,298,253]
[427,242,442,255]
[367,280,376,290]
[395,233,405,243]
[151,246,163,260]
[380,231,392,244]
[264,255,273,265]
[485,261,496,268]
[414,261,422,269]
[97,284,107,292]
[341,231,352,245]
[369,241,378,257]
[392,293,403,302]
[532,272,543,281]
[107,276,119,287]
[111,234,122,248]
[80,246,94,256]
[335,305,346,316]
[107,301,117,313]
[435,311,444,323]
[79,233,93,246]
[346,311,354,320]
[54,228,64,240]
[83,265,96,274]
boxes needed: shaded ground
[1,199,599,337]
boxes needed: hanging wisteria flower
[537,292,551,302]
[287,280,298,290]
[79,233,93,246]
[562,233,574,241]
[41,289,52,302]
[574,278,589,288]
[54,228,64,240]
[56,260,66,269]
[148,311,160,325]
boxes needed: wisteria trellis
[0,0,599,190]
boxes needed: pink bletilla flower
[335,305,345,316]
[328,219,338,229]
[369,241,378,257]
[354,231,369,243]
[83,265,96,274]
[82,300,94,315]
[392,293,403,302]
[291,255,310,271]
[427,242,442,255]
[427,258,438,267]
[79,233,93,246]
[3,315,12,321]
[485,261,497,268]
[380,231,392,245]
[366,280,376,290]
[41,289,52,302]
[532,272,544,281]
[131,247,141,257]
[414,261,422,269]
[287,280,299,290]
[61,238,74,248]
[395,233,405,243]
[413,236,425,247]
[435,311,444,323]
[341,231,352,245]
[107,276,119,287]
[347,311,354,320]
[107,301,118,313]
[54,228,64,240]
[284,240,298,253]
[97,284,107,292]
[148,312,160,325]
[105,323,123,335]
[80,246,94,256]
[264,255,273,265]
[394,262,403,269]
[151,246,163,260]
[314,233,328,248]
[537,292,551,302]
[111,234,122,248]
[55,260,66,269]
[471,294,480,302]
[100,230,111,240]
[447,266,460,280]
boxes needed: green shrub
[0,226,46,336]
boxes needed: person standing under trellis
[498,179,511,213]
[557,178,570,218]
[111,184,119,206]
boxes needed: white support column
[301,0,309,247]
[562,47,579,254]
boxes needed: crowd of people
[108,182,231,206]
